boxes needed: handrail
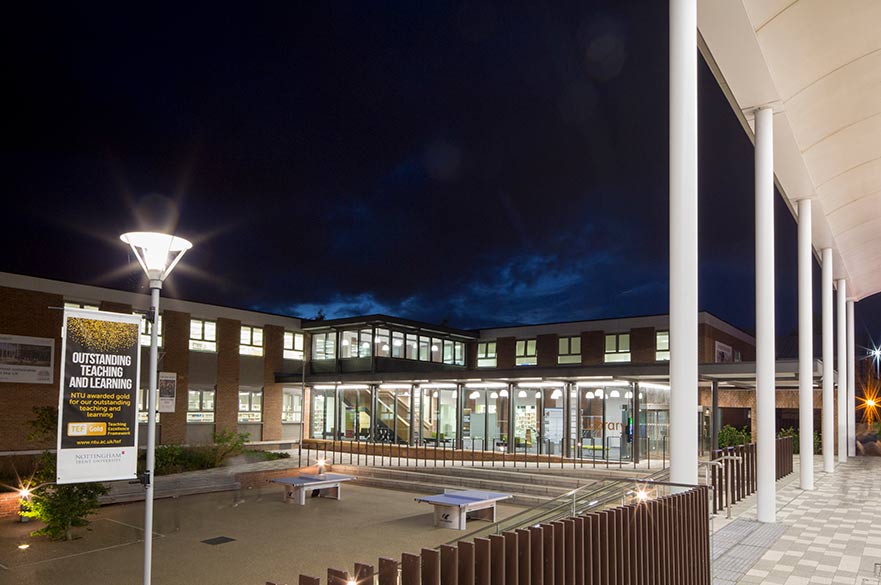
[443,467,675,545]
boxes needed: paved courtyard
[0,482,521,585]
[712,456,881,585]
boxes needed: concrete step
[100,469,240,504]
[330,465,582,499]
[404,466,606,488]
[332,472,554,508]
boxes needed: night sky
[3,2,880,354]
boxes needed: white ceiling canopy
[698,0,881,301]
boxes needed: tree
[20,407,109,541]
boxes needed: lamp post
[120,231,192,585]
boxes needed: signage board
[0,333,54,384]
[158,371,176,413]
[56,308,141,484]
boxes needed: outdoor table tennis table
[271,473,356,506]
[415,489,512,530]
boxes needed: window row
[476,331,673,367]
[312,329,466,366]
[137,387,303,424]
[188,319,303,358]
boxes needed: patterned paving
[712,457,881,585]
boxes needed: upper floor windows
[655,331,670,361]
[340,329,372,359]
[515,339,537,366]
[477,341,497,368]
[558,336,581,364]
[284,331,305,360]
[140,315,163,347]
[282,389,303,423]
[238,389,262,423]
[240,325,264,356]
[189,319,217,352]
[604,333,631,363]
[312,332,336,360]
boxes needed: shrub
[20,452,108,541]
[717,425,751,449]
[212,430,249,466]
[777,427,821,455]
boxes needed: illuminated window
[312,332,335,360]
[515,339,537,366]
[604,333,631,363]
[431,337,442,363]
[282,389,303,423]
[65,301,100,311]
[187,389,215,423]
[137,388,160,424]
[375,328,390,357]
[655,331,670,361]
[340,329,372,359]
[139,315,163,347]
[391,331,405,358]
[238,390,262,422]
[558,336,581,364]
[283,331,305,360]
[189,319,217,352]
[477,341,497,368]
[455,341,465,366]
[443,340,454,364]
[418,336,430,361]
[239,325,264,356]
[406,333,419,360]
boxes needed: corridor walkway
[714,456,881,585]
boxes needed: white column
[797,199,813,490]
[847,300,856,456]
[837,279,847,463]
[821,249,834,473]
[668,0,698,487]
[755,106,776,523]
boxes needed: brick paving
[712,456,881,585]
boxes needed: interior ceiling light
[490,391,499,399]
[535,392,542,399]
[610,390,621,398]
[465,382,508,389]
[499,389,509,398]
[469,391,480,400]
[517,381,565,388]
[518,390,527,398]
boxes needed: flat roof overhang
[301,313,477,340]
[276,358,826,388]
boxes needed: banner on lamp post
[158,371,176,413]
[56,308,141,484]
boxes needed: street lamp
[120,231,192,585]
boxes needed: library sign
[56,308,141,484]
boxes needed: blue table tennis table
[415,489,512,530]
[271,473,356,506]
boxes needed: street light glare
[120,232,192,281]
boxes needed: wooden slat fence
[267,486,711,585]
[710,436,793,514]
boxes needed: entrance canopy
[698,0,881,300]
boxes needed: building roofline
[301,313,477,339]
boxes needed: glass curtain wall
[541,387,566,456]
[338,387,373,440]
[310,388,337,439]
[513,387,540,454]
[421,387,458,445]
[639,383,670,460]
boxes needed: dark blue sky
[2,2,879,352]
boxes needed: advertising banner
[158,371,176,413]
[56,308,141,484]
[0,333,54,384]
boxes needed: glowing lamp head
[868,399,876,408]
[636,490,649,502]
[120,232,192,283]
[19,488,31,499]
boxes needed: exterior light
[317,459,327,474]
[18,544,29,550]
[121,231,191,585]
[19,487,31,499]
[636,490,649,502]
[868,399,876,407]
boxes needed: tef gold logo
[68,422,107,436]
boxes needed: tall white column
[821,249,834,473]
[797,199,814,490]
[668,0,698,487]
[837,279,847,463]
[755,106,776,523]
[847,300,856,456]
